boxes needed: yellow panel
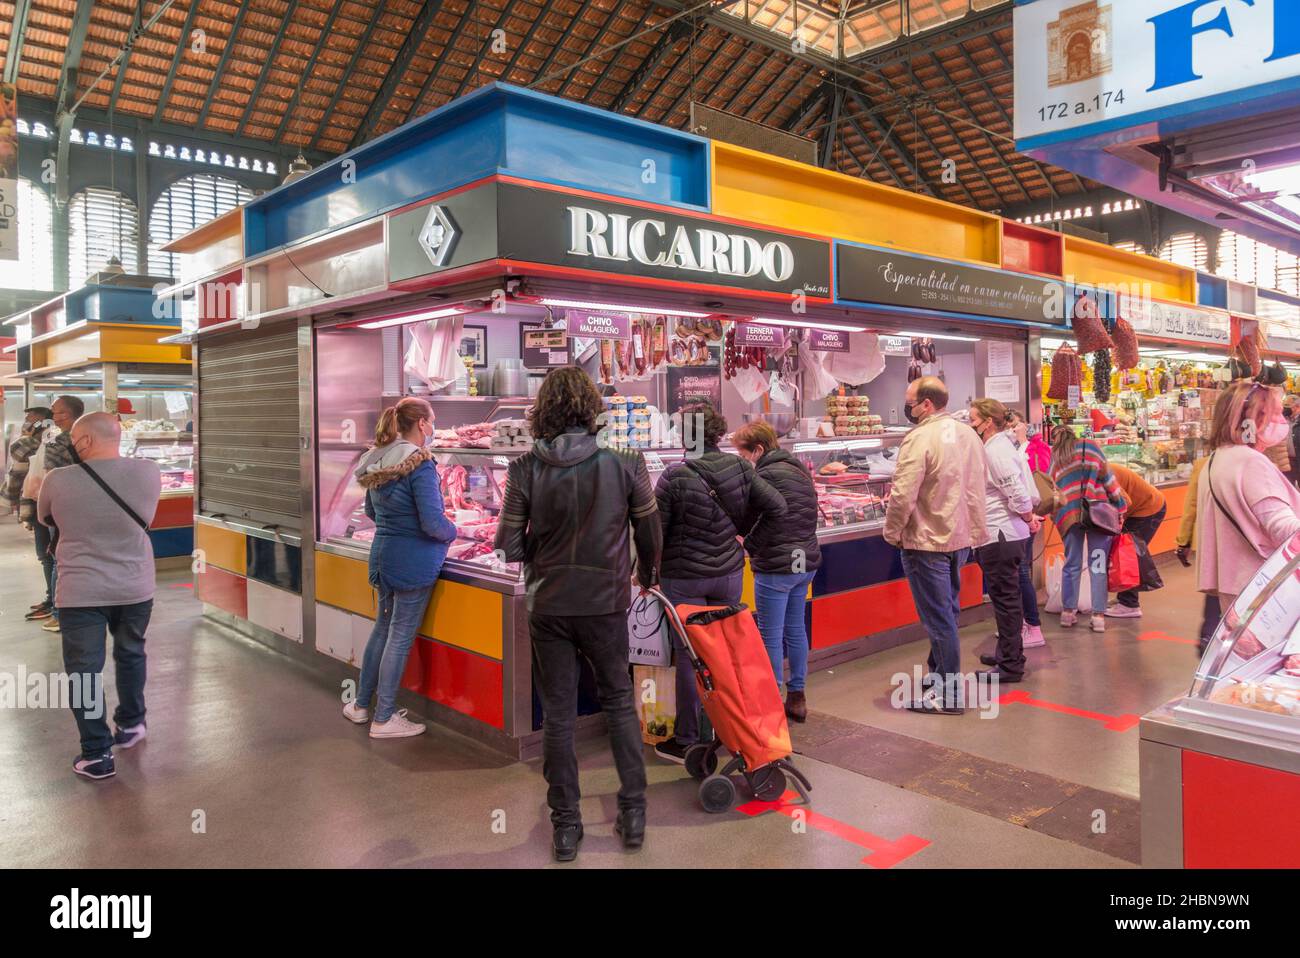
[711,141,1002,266]
[1062,236,1196,302]
[35,324,192,370]
[742,559,755,609]
[195,522,246,575]
[313,550,503,659]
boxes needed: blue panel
[1198,273,1228,309]
[149,526,193,559]
[813,536,904,596]
[499,89,709,210]
[243,83,712,257]
[246,537,302,594]
[78,287,174,326]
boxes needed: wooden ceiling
[0,0,1093,210]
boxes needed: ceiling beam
[54,0,96,116]
[584,1,664,106]
[2,0,35,85]
[236,0,303,137]
[780,80,831,134]
[449,0,519,101]
[847,89,933,196]
[752,56,815,126]
[195,1,253,126]
[547,0,630,102]
[524,0,600,96]
[480,0,563,91]
[400,0,491,128]
[107,2,144,117]
[649,26,733,124]
[853,3,1012,71]
[154,0,204,123]
[348,0,449,149]
[273,0,348,144]
[820,87,842,169]
[309,2,387,151]
[842,110,906,189]
[610,17,694,113]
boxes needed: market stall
[1,275,194,560]
[1142,531,1300,867]
[172,81,1216,756]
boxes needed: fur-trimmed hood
[355,441,435,489]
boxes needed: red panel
[194,564,247,619]
[1183,750,1300,867]
[811,564,984,649]
[400,636,504,729]
[1001,221,1064,276]
[150,494,194,529]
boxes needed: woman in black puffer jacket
[652,402,787,765]
[733,420,822,723]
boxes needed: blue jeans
[661,570,743,746]
[753,570,817,693]
[900,548,969,693]
[1062,526,1112,614]
[1020,533,1040,627]
[356,586,433,723]
[34,522,56,615]
[60,601,152,758]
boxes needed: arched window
[1216,230,1257,286]
[1156,232,1208,272]
[0,178,56,292]
[148,174,255,278]
[1112,240,1146,257]
[68,187,139,285]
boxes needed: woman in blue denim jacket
[342,397,457,738]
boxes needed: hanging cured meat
[1048,344,1083,401]
[1072,293,1114,353]
[1112,317,1139,370]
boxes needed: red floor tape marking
[170,583,194,589]
[737,790,931,868]
[1136,629,1196,646]
[998,689,1140,732]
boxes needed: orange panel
[195,564,247,618]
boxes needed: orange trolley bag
[649,588,813,814]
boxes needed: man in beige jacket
[884,376,988,714]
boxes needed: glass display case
[318,445,524,585]
[1177,530,1300,738]
[122,433,193,495]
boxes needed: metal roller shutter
[197,327,302,532]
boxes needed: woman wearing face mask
[1198,381,1300,611]
[343,397,458,738]
[1005,410,1047,648]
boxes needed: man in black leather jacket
[494,367,661,862]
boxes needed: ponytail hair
[375,396,433,446]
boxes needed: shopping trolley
[648,587,813,814]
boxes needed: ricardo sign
[498,183,832,297]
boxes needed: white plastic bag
[731,364,769,404]
[799,341,839,402]
[1044,552,1091,613]
[826,332,886,386]
[405,315,465,389]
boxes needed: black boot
[614,808,645,849]
[552,824,584,862]
[784,690,807,723]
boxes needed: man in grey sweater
[38,411,161,781]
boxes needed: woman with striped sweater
[1051,428,1128,633]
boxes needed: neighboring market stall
[1,274,194,561]
[169,82,1215,757]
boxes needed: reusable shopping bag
[1108,534,1141,593]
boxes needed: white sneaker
[369,708,426,739]
[1022,624,1046,648]
[1105,604,1142,618]
[1060,610,1077,628]
[342,701,370,724]
[1091,614,1106,633]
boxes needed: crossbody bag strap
[681,459,741,537]
[77,461,150,531]
[1205,452,1258,553]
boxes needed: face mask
[1286,408,1295,421]
[1259,420,1289,448]
[904,400,922,425]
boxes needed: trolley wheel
[699,773,737,814]
[685,743,718,781]
[747,765,787,803]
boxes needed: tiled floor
[1,518,1205,868]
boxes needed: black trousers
[977,533,1026,677]
[530,611,647,828]
[1117,505,1167,608]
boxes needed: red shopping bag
[1108,534,1141,593]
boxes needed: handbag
[1080,497,1122,535]
[1108,534,1141,592]
[1032,470,1058,516]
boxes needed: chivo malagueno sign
[1013,0,1300,145]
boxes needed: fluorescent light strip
[749,317,867,332]
[896,330,980,342]
[358,306,468,330]
[538,297,712,318]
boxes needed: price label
[492,456,510,467]
[1067,385,1081,407]
[644,452,665,471]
